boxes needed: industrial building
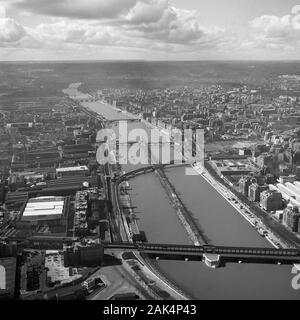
[270,181,300,210]
[74,191,89,237]
[56,166,89,178]
[284,182,300,202]
[270,184,300,208]
[22,196,67,226]
[279,175,297,184]
[5,192,29,210]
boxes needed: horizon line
[0,59,300,64]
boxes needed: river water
[130,169,299,299]
[73,89,300,299]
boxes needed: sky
[0,0,299,61]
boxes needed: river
[129,168,299,299]
[67,86,300,300]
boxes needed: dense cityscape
[0,64,299,300]
[1,0,300,304]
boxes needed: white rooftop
[56,166,88,173]
[23,196,65,218]
[284,182,300,202]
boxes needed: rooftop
[56,166,89,173]
[23,196,65,218]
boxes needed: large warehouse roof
[56,166,88,173]
[22,196,65,219]
[284,182,300,202]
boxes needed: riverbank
[155,167,208,246]
[193,162,300,272]
[192,162,287,249]
[115,171,191,300]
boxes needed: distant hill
[0,61,300,98]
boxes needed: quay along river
[69,88,300,299]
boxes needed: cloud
[6,0,139,19]
[0,0,232,57]
[25,17,228,53]
[246,5,300,49]
[27,21,125,47]
[124,0,168,25]
[0,3,6,18]
[0,4,26,44]
[6,0,220,45]
[0,18,26,42]
[120,2,228,47]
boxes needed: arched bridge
[116,163,187,183]
[104,242,300,268]
[117,166,157,183]
[109,118,141,124]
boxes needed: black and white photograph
[0,0,300,307]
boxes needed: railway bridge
[104,242,300,268]
[116,164,187,183]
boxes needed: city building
[0,257,17,299]
[210,159,254,176]
[260,190,282,212]
[283,206,300,233]
[238,176,252,196]
[248,183,268,202]
[64,245,104,267]
[0,242,18,257]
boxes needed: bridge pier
[203,254,221,269]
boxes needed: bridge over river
[104,242,300,269]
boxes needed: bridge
[115,164,187,183]
[109,118,141,124]
[115,141,173,146]
[104,242,300,268]
[116,166,157,183]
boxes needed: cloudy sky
[0,0,299,60]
